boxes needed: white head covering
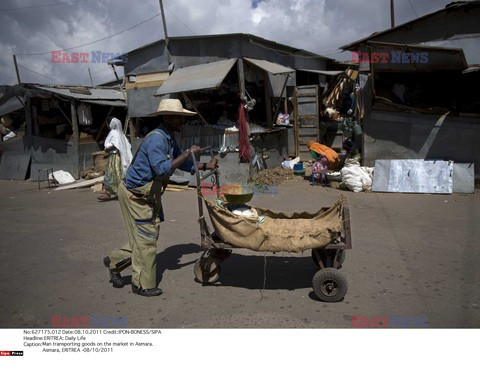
[104,117,133,174]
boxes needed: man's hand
[186,145,201,161]
[187,145,201,154]
[206,157,219,170]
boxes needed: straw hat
[149,99,197,117]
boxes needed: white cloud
[0,0,455,85]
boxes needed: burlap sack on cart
[204,195,346,253]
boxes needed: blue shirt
[124,125,195,190]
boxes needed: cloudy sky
[0,0,455,86]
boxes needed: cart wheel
[311,249,345,269]
[194,257,221,284]
[312,268,348,302]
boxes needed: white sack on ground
[49,170,76,185]
[281,156,300,170]
[340,158,374,192]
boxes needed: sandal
[97,194,117,201]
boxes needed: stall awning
[81,99,126,107]
[155,58,238,96]
[298,69,345,76]
[244,57,295,75]
[0,96,24,117]
[34,85,125,100]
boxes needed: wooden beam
[126,115,135,142]
[56,103,73,127]
[134,118,139,138]
[95,106,114,141]
[32,100,39,136]
[264,71,272,128]
[55,176,104,191]
[368,46,376,100]
[237,58,250,130]
[182,93,214,132]
[25,97,33,136]
[293,88,299,157]
[70,100,79,144]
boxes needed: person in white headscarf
[98,117,133,201]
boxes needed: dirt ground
[0,178,478,328]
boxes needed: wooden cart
[191,147,352,302]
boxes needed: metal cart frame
[190,147,352,302]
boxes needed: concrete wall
[363,109,480,181]
[0,136,102,180]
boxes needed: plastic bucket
[293,163,304,171]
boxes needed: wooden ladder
[294,85,319,161]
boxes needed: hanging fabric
[238,102,251,162]
[77,103,93,126]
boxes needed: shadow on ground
[189,253,320,291]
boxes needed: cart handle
[199,145,214,158]
[190,146,220,223]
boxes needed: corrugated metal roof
[33,85,125,101]
[81,99,126,107]
[365,41,468,72]
[249,124,287,134]
[340,1,480,51]
[125,33,331,61]
[298,69,345,76]
[244,57,294,74]
[417,34,480,65]
[155,58,237,96]
[0,96,24,117]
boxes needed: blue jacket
[124,125,195,190]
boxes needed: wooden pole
[293,88,299,157]
[71,100,79,144]
[159,0,172,65]
[88,68,94,87]
[13,55,21,84]
[95,106,115,141]
[182,92,212,130]
[237,58,250,131]
[368,45,376,100]
[264,71,272,128]
[390,0,395,28]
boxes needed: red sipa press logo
[351,315,428,328]
[51,314,128,327]
[0,351,23,356]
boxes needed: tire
[311,249,346,269]
[312,268,348,302]
[194,257,221,284]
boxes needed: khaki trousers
[108,180,165,289]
